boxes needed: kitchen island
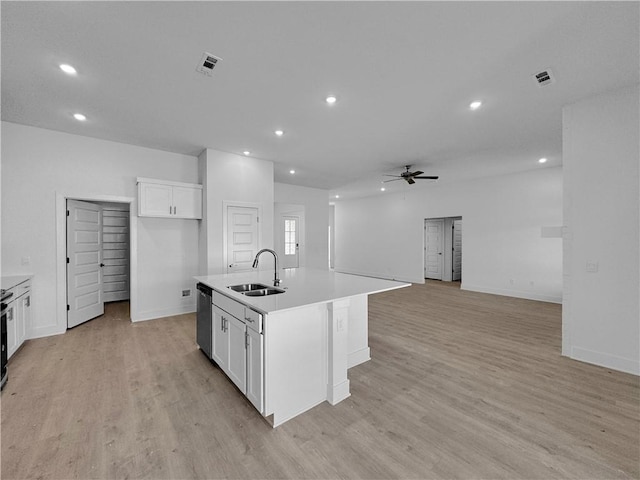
[194,268,409,427]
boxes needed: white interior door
[452,219,462,281]
[424,219,444,280]
[226,206,259,273]
[281,216,299,269]
[67,199,104,328]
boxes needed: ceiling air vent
[196,52,222,77]
[533,69,555,87]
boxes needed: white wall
[275,183,330,270]
[335,166,563,302]
[198,148,274,275]
[562,85,640,375]
[1,122,200,337]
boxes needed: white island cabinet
[195,268,409,427]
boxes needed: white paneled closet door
[102,204,130,302]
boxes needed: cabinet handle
[244,316,254,323]
[169,205,172,215]
[173,206,177,215]
[221,316,225,332]
[245,331,249,348]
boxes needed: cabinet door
[246,327,264,412]
[211,305,229,370]
[6,304,17,359]
[227,316,247,393]
[172,186,202,219]
[138,183,173,217]
[17,295,29,346]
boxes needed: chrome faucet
[252,248,281,286]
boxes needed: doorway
[65,198,131,329]
[274,203,305,269]
[424,216,462,282]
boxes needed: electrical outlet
[181,289,191,297]
[586,261,599,273]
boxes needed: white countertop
[194,268,410,314]
[2,274,33,290]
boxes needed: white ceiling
[2,2,638,199]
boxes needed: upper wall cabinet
[137,177,203,219]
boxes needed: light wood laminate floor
[2,281,638,479]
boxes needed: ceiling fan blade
[411,170,424,176]
[383,174,402,178]
[407,177,415,185]
[414,176,439,180]
[383,178,402,183]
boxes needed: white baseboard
[461,283,562,304]
[348,347,371,369]
[133,304,196,322]
[568,346,639,376]
[327,379,351,405]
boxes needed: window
[284,219,296,255]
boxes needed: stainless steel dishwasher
[196,283,212,359]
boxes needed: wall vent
[196,52,222,77]
[533,69,555,87]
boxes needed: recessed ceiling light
[469,101,482,110]
[243,150,251,156]
[59,64,77,75]
[289,169,295,175]
[538,157,548,164]
[335,195,340,199]
[326,95,337,105]
[380,187,386,192]
[275,130,284,137]
[73,113,87,121]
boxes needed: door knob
[100,263,105,267]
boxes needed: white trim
[568,346,640,376]
[461,283,562,304]
[347,347,371,368]
[134,304,196,323]
[222,201,262,273]
[136,177,202,190]
[56,192,137,333]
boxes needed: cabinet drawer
[14,280,31,300]
[243,308,263,334]
[213,292,245,320]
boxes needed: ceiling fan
[383,165,439,185]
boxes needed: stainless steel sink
[228,283,270,292]
[243,287,285,297]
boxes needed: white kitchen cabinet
[17,292,30,348]
[137,177,202,219]
[6,303,17,359]
[209,292,264,410]
[246,326,264,412]
[227,315,247,392]
[211,304,229,369]
[3,276,32,360]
